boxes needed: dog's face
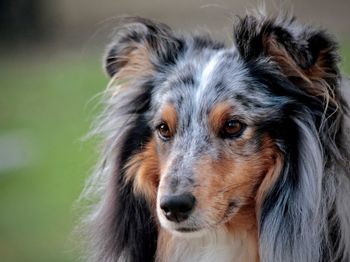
[104,17,340,238]
[151,50,279,234]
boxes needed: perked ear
[233,15,341,109]
[105,17,183,79]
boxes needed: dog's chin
[166,226,209,238]
[158,216,227,239]
[157,213,207,238]
[162,223,213,239]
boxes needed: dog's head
[92,15,347,261]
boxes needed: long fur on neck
[156,227,258,262]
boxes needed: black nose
[160,193,196,222]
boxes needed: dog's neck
[156,224,259,262]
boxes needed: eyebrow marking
[208,102,233,133]
[161,104,178,133]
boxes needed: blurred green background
[0,1,349,262]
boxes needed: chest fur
[156,228,258,262]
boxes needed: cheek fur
[125,138,160,206]
[255,152,284,216]
[193,136,280,226]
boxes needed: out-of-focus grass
[0,43,349,262]
[0,53,106,262]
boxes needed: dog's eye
[156,122,172,141]
[221,119,246,139]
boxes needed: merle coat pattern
[80,13,350,262]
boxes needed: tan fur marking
[124,139,160,205]
[189,135,279,261]
[107,44,155,94]
[264,37,309,82]
[161,104,178,135]
[208,102,233,133]
[117,44,154,80]
[195,136,277,215]
[264,37,339,112]
[255,152,283,215]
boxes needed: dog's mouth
[176,227,202,233]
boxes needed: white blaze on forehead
[195,51,224,104]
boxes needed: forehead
[152,47,274,123]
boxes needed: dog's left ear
[234,15,340,105]
[104,17,183,79]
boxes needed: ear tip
[308,30,338,50]
[102,17,153,78]
[233,12,340,61]
[103,18,150,78]
[102,17,178,80]
[306,30,340,66]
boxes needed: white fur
[158,227,258,262]
[195,51,224,104]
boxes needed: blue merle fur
[81,14,350,262]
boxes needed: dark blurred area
[0,0,49,49]
[0,0,349,54]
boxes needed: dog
[80,12,350,262]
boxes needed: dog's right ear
[105,17,183,79]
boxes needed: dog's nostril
[160,193,196,223]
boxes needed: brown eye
[157,122,172,141]
[221,119,246,138]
